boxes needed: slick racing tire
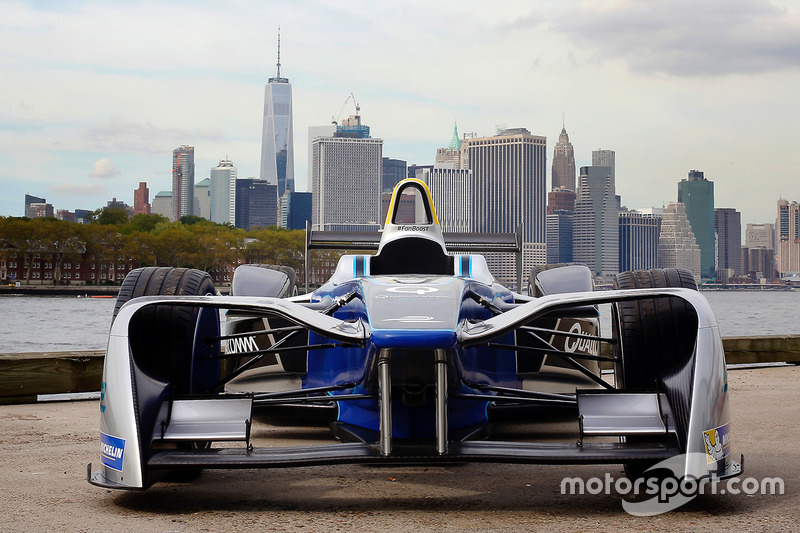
[611,268,698,390]
[115,267,218,478]
[113,267,218,394]
[612,268,698,480]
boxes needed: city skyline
[2,0,799,225]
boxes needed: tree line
[0,208,312,283]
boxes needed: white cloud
[89,158,119,178]
[545,0,800,76]
[85,120,225,155]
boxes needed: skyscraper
[259,32,294,196]
[151,191,172,219]
[24,194,53,218]
[133,182,150,215]
[193,178,211,220]
[382,157,407,194]
[434,122,464,170]
[619,210,661,272]
[287,191,312,231]
[210,158,237,225]
[745,223,775,250]
[714,208,742,276]
[311,118,383,231]
[592,149,615,180]
[172,145,195,221]
[678,170,715,278]
[547,188,576,214]
[235,178,278,229]
[419,166,473,232]
[546,210,573,264]
[573,166,618,277]
[658,202,701,280]
[776,199,800,275]
[307,125,336,193]
[552,125,576,191]
[465,128,547,287]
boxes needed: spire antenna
[276,27,281,79]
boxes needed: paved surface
[0,366,797,532]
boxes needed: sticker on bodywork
[703,423,731,463]
[100,432,126,472]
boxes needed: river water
[1,290,799,353]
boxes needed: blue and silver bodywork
[89,178,741,490]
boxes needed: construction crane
[331,93,360,126]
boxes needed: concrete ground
[0,366,797,532]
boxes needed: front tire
[612,268,699,479]
[114,267,218,394]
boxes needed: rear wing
[304,221,523,293]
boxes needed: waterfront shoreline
[0,285,119,296]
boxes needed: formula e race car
[89,178,741,491]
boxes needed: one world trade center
[259,32,294,195]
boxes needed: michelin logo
[101,432,126,472]
[704,423,731,463]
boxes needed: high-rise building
[310,119,383,232]
[592,149,615,180]
[552,125,576,191]
[382,157,407,194]
[546,210,573,264]
[465,128,547,282]
[741,247,776,281]
[210,159,237,225]
[746,223,775,250]
[260,32,294,196]
[24,194,45,215]
[193,178,211,220]
[434,122,464,170]
[573,166,618,277]
[658,202,701,281]
[307,125,336,193]
[418,166,473,232]
[235,178,278,229]
[619,210,661,272]
[547,188,576,215]
[172,145,195,221]
[715,208,742,276]
[133,182,150,215]
[24,194,53,218]
[278,190,290,228]
[287,191,312,231]
[678,170,715,278]
[151,191,172,219]
[408,164,434,179]
[776,199,800,275]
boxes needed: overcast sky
[2,0,799,225]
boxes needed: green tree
[123,213,169,234]
[96,207,129,225]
